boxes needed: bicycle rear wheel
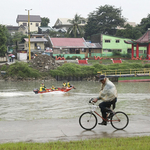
[110,111,129,130]
[79,112,97,130]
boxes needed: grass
[0,136,150,150]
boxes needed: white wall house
[16,15,41,32]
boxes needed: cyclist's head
[99,75,106,83]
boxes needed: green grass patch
[0,136,150,150]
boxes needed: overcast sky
[1,0,150,27]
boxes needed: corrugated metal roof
[50,38,87,48]
[16,15,41,23]
[24,38,47,42]
[85,42,102,48]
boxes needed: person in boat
[51,85,58,91]
[39,83,46,92]
[67,81,76,89]
[62,82,67,89]
[67,81,71,88]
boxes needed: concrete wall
[0,57,7,62]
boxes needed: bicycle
[79,98,129,130]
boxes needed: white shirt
[98,78,117,102]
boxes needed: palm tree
[67,14,84,38]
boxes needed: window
[113,49,122,52]
[81,48,86,52]
[105,40,110,43]
[30,23,32,25]
[139,50,143,54]
[116,40,120,43]
[23,23,27,26]
[127,49,131,53]
[70,49,75,54]
[36,23,39,27]
[81,20,86,24]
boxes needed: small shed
[17,50,27,60]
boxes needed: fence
[98,68,150,77]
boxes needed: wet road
[0,115,150,143]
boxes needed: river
[0,80,150,121]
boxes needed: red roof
[124,29,150,44]
[50,38,86,48]
[136,30,150,43]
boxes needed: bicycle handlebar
[89,98,94,104]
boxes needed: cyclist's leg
[107,98,117,118]
[112,98,117,110]
[99,101,111,125]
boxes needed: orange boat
[33,86,74,94]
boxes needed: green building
[91,34,147,57]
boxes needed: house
[116,22,136,30]
[52,18,87,32]
[16,15,41,32]
[6,25,27,35]
[49,37,101,59]
[22,34,48,55]
[38,26,53,34]
[91,34,146,57]
[38,26,66,37]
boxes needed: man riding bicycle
[93,75,117,125]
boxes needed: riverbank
[1,57,150,82]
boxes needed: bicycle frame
[89,104,116,122]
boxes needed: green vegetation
[50,61,150,78]
[50,63,96,78]
[67,14,84,38]
[0,25,7,56]
[84,5,126,39]
[1,60,150,80]
[41,17,50,27]
[0,62,41,79]
[0,136,150,149]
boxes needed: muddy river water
[0,80,150,121]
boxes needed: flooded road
[0,80,150,121]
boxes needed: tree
[138,14,150,34]
[12,32,23,53]
[41,17,50,27]
[67,14,84,38]
[115,24,142,39]
[84,5,126,39]
[0,25,7,56]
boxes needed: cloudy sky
[1,0,150,26]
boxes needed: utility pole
[25,9,32,60]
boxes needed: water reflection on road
[0,80,150,121]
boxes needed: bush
[112,51,121,56]
[66,56,70,59]
[144,64,150,68]
[1,65,8,71]
[3,62,41,79]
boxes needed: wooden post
[131,44,134,59]
[136,43,139,58]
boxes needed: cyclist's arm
[93,97,101,103]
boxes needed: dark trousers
[99,98,117,119]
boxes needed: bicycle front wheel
[79,112,97,130]
[111,111,129,130]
